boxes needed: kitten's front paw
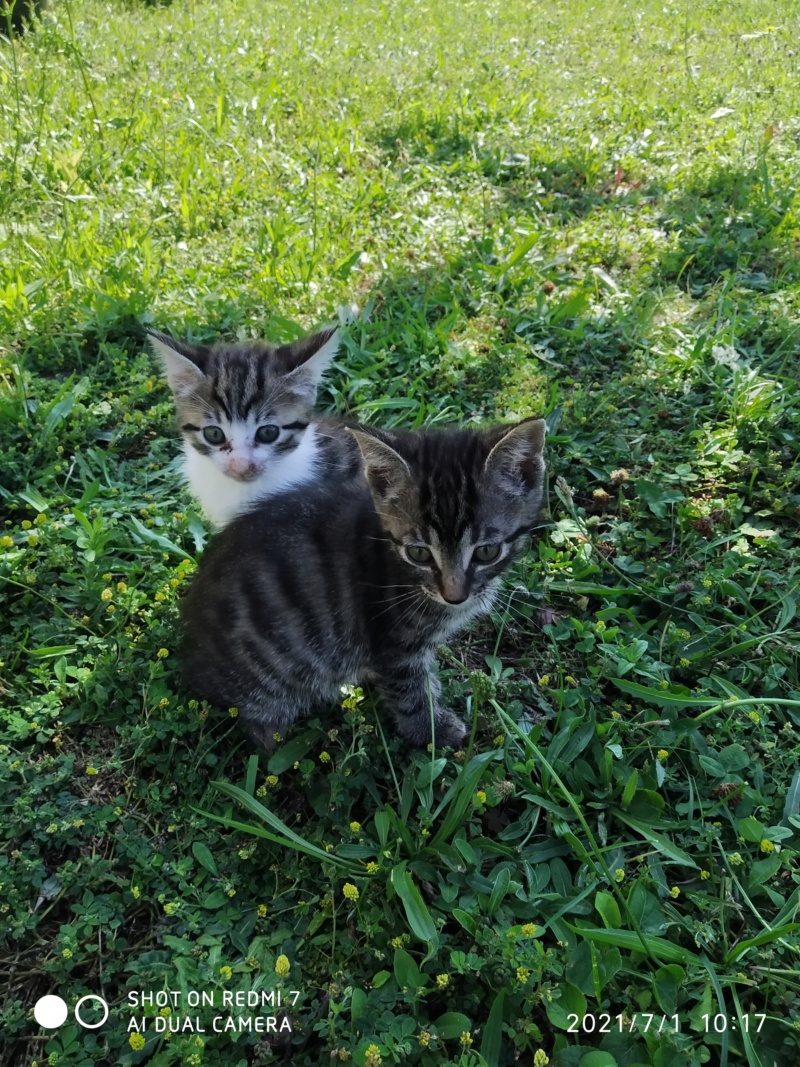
[433,709,470,750]
[240,716,279,751]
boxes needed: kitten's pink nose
[226,456,260,481]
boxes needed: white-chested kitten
[150,326,357,527]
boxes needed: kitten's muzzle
[225,460,262,482]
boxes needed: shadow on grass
[378,108,799,298]
[376,108,659,222]
[655,160,799,296]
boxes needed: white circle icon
[74,994,109,1029]
[34,995,69,1029]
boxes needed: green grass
[1,0,799,1064]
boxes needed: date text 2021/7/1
[567,1013,767,1034]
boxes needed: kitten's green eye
[406,545,433,564]
[473,543,502,563]
[255,425,280,444]
[203,426,226,445]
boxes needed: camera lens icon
[35,994,109,1030]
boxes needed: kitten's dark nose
[441,577,469,604]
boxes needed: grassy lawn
[2,0,799,1064]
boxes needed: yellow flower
[129,1033,146,1050]
[342,883,359,902]
[349,821,361,833]
[219,966,232,981]
[521,923,538,936]
[164,902,180,915]
[100,588,113,602]
[62,948,72,958]
[228,706,238,718]
[364,1044,382,1067]
[0,536,13,548]
[474,790,487,804]
[657,749,669,761]
[319,751,331,763]
[132,885,140,898]
[34,513,47,526]
[748,711,761,724]
[538,674,550,687]
[610,710,621,720]
[436,974,449,989]
[669,886,680,899]
[366,862,379,875]
[160,1006,171,1017]
[680,658,691,668]
[21,520,32,529]
[418,1030,431,1047]
[340,684,365,710]
[729,852,744,865]
[266,774,279,787]
[275,954,291,977]
[700,870,710,880]
[615,868,625,882]
[760,839,775,854]
[156,648,169,658]
[460,1031,473,1048]
[257,904,267,917]
[154,592,166,602]
[27,534,39,547]
[533,1052,550,1067]
[516,967,531,982]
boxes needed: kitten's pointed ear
[484,417,546,494]
[148,330,209,397]
[278,327,340,396]
[348,429,412,502]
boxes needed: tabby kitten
[150,326,353,527]
[182,417,546,749]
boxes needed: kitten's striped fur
[150,327,357,526]
[182,417,546,749]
